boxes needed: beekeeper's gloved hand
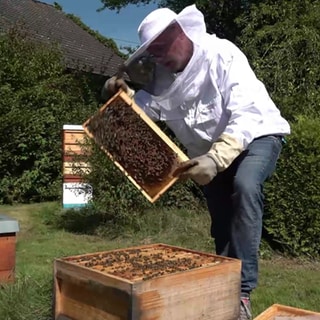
[174,134,244,185]
[178,154,218,185]
[101,76,135,102]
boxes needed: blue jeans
[203,135,283,294]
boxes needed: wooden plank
[63,174,83,183]
[56,295,122,320]
[254,304,320,319]
[63,161,91,177]
[134,259,241,320]
[63,150,86,156]
[54,262,63,319]
[57,275,127,320]
[63,166,90,176]
[60,243,238,265]
[63,162,90,168]
[63,155,89,162]
[54,260,133,320]
[63,131,86,144]
[82,90,189,203]
[63,144,84,154]
[55,260,133,292]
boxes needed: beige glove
[173,133,244,185]
[178,154,218,185]
[101,76,135,102]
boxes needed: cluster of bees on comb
[86,98,177,187]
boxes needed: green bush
[237,0,320,120]
[264,116,320,256]
[0,29,101,203]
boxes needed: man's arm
[176,42,268,184]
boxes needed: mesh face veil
[123,5,207,96]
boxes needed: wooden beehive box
[54,243,241,320]
[62,125,89,183]
[0,214,19,284]
[254,304,320,319]
[82,90,189,203]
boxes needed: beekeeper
[102,4,290,319]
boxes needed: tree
[235,0,320,256]
[236,0,320,120]
[98,0,258,42]
[0,29,100,203]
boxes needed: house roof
[0,0,125,77]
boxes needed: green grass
[0,202,319,319]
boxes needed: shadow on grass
[52,206,104,235]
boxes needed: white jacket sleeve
[215,41,269,149]
[208,41,274,171]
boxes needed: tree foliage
[237,0,320,120]
[264,116,320,256]
[161,0,258,41]
[0,29,101,203]
[98,0,260,41]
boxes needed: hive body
[54,243,242,320]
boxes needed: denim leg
[204,168,234,256]
[204,136,283,293]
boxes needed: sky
[41,0,159,50]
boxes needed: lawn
[0,202,319,319]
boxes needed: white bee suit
[130,5,290,169]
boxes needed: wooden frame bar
[254,304,320,319]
